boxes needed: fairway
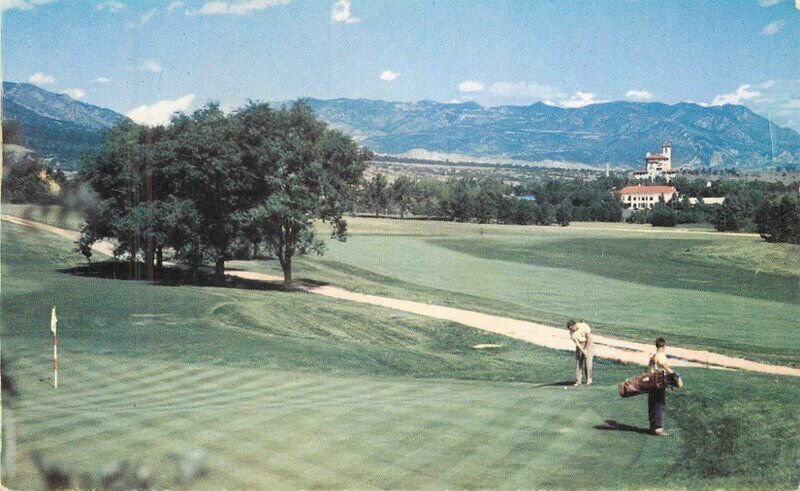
[231,217,800,367]
[2,218,800,488]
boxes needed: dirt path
[4,214,799,378]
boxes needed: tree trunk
[214,257,225,286]
[280,256,292,290]
[191,241,200,284]
[156,246,163,277]
[253,242,258,259]
[145,240,155,282]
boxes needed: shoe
[573,382,581,387]
[653,428,667,436]
[586,379,593,385]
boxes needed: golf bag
[618,370,682,397]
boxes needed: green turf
[1,203,85,231]
[2,221,800,489]
[232,218,800,367]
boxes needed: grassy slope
[2,222,800,489]
[1,204,85,231]
[233,218,800,366]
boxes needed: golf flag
[51,306,58,388]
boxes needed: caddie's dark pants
[648,388,666,430]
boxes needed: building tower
[661,142,672,170]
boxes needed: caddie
[567,320,593,386]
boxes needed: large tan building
[620,185,677,210]
[633,142,677,181]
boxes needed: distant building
[633,142,677,182]
[619,184,677,210]
[687,197,726,206]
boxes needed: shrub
[650,204,677,227]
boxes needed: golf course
[2,207,799,489]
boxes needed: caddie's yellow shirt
[570,322,591,346]
[649,351,673,374]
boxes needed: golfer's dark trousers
[648,388,666,430]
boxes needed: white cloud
[759,0,782,6]
[127,8,159,27]
[734,79,800,132]
[138,59,163,73]
[61,88,86,100]
[140,8,158,23]
[458,80,484,93]
[380,70,399,82]
[127,94,196,126]
[626,89,653,101]
[28,72,56,85]
[95,77,112,83]
[546,91,607,108]
[331,0,359,23]
[167,1,185,12]
[1,0,55,12]
[761,19,786,35]
[196,0,290,15]
[711,84,761,105]
[96,1,124,12]
[488,81,565,100]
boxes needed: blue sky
[2,0,799,129]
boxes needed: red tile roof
[619,185,677,195]
[646,154,668,159]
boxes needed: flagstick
[51,306,58,389]
[53,331,58,389]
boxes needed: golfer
[567,320,593,386]
[648,337,673,435]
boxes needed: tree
[79,121,185,281]
[239,101,369,288]
[411,178,444,218]
[168,104,254,284]
[556,201,572,226]
[649,203,677,227]
[715,198,744,232]
[2,159,56,204]
[364,173,390,217]
[756,194,800,244]
[391,175,416,218]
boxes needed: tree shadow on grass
[531,380,575,388]
[59,260,316,292]
[594,419,653,435]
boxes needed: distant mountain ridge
[3,81,798,171]
[2,81,129,169]
[302,98,800,169]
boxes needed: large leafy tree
[239,101,370,288]
[168,104,258,284]
[79,122,174,280]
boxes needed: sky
[2,0,799,130]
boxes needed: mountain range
[2,81,128,168]
[303,98,800,169]
[3,81,799,170]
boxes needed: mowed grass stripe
[5,221,800,488]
